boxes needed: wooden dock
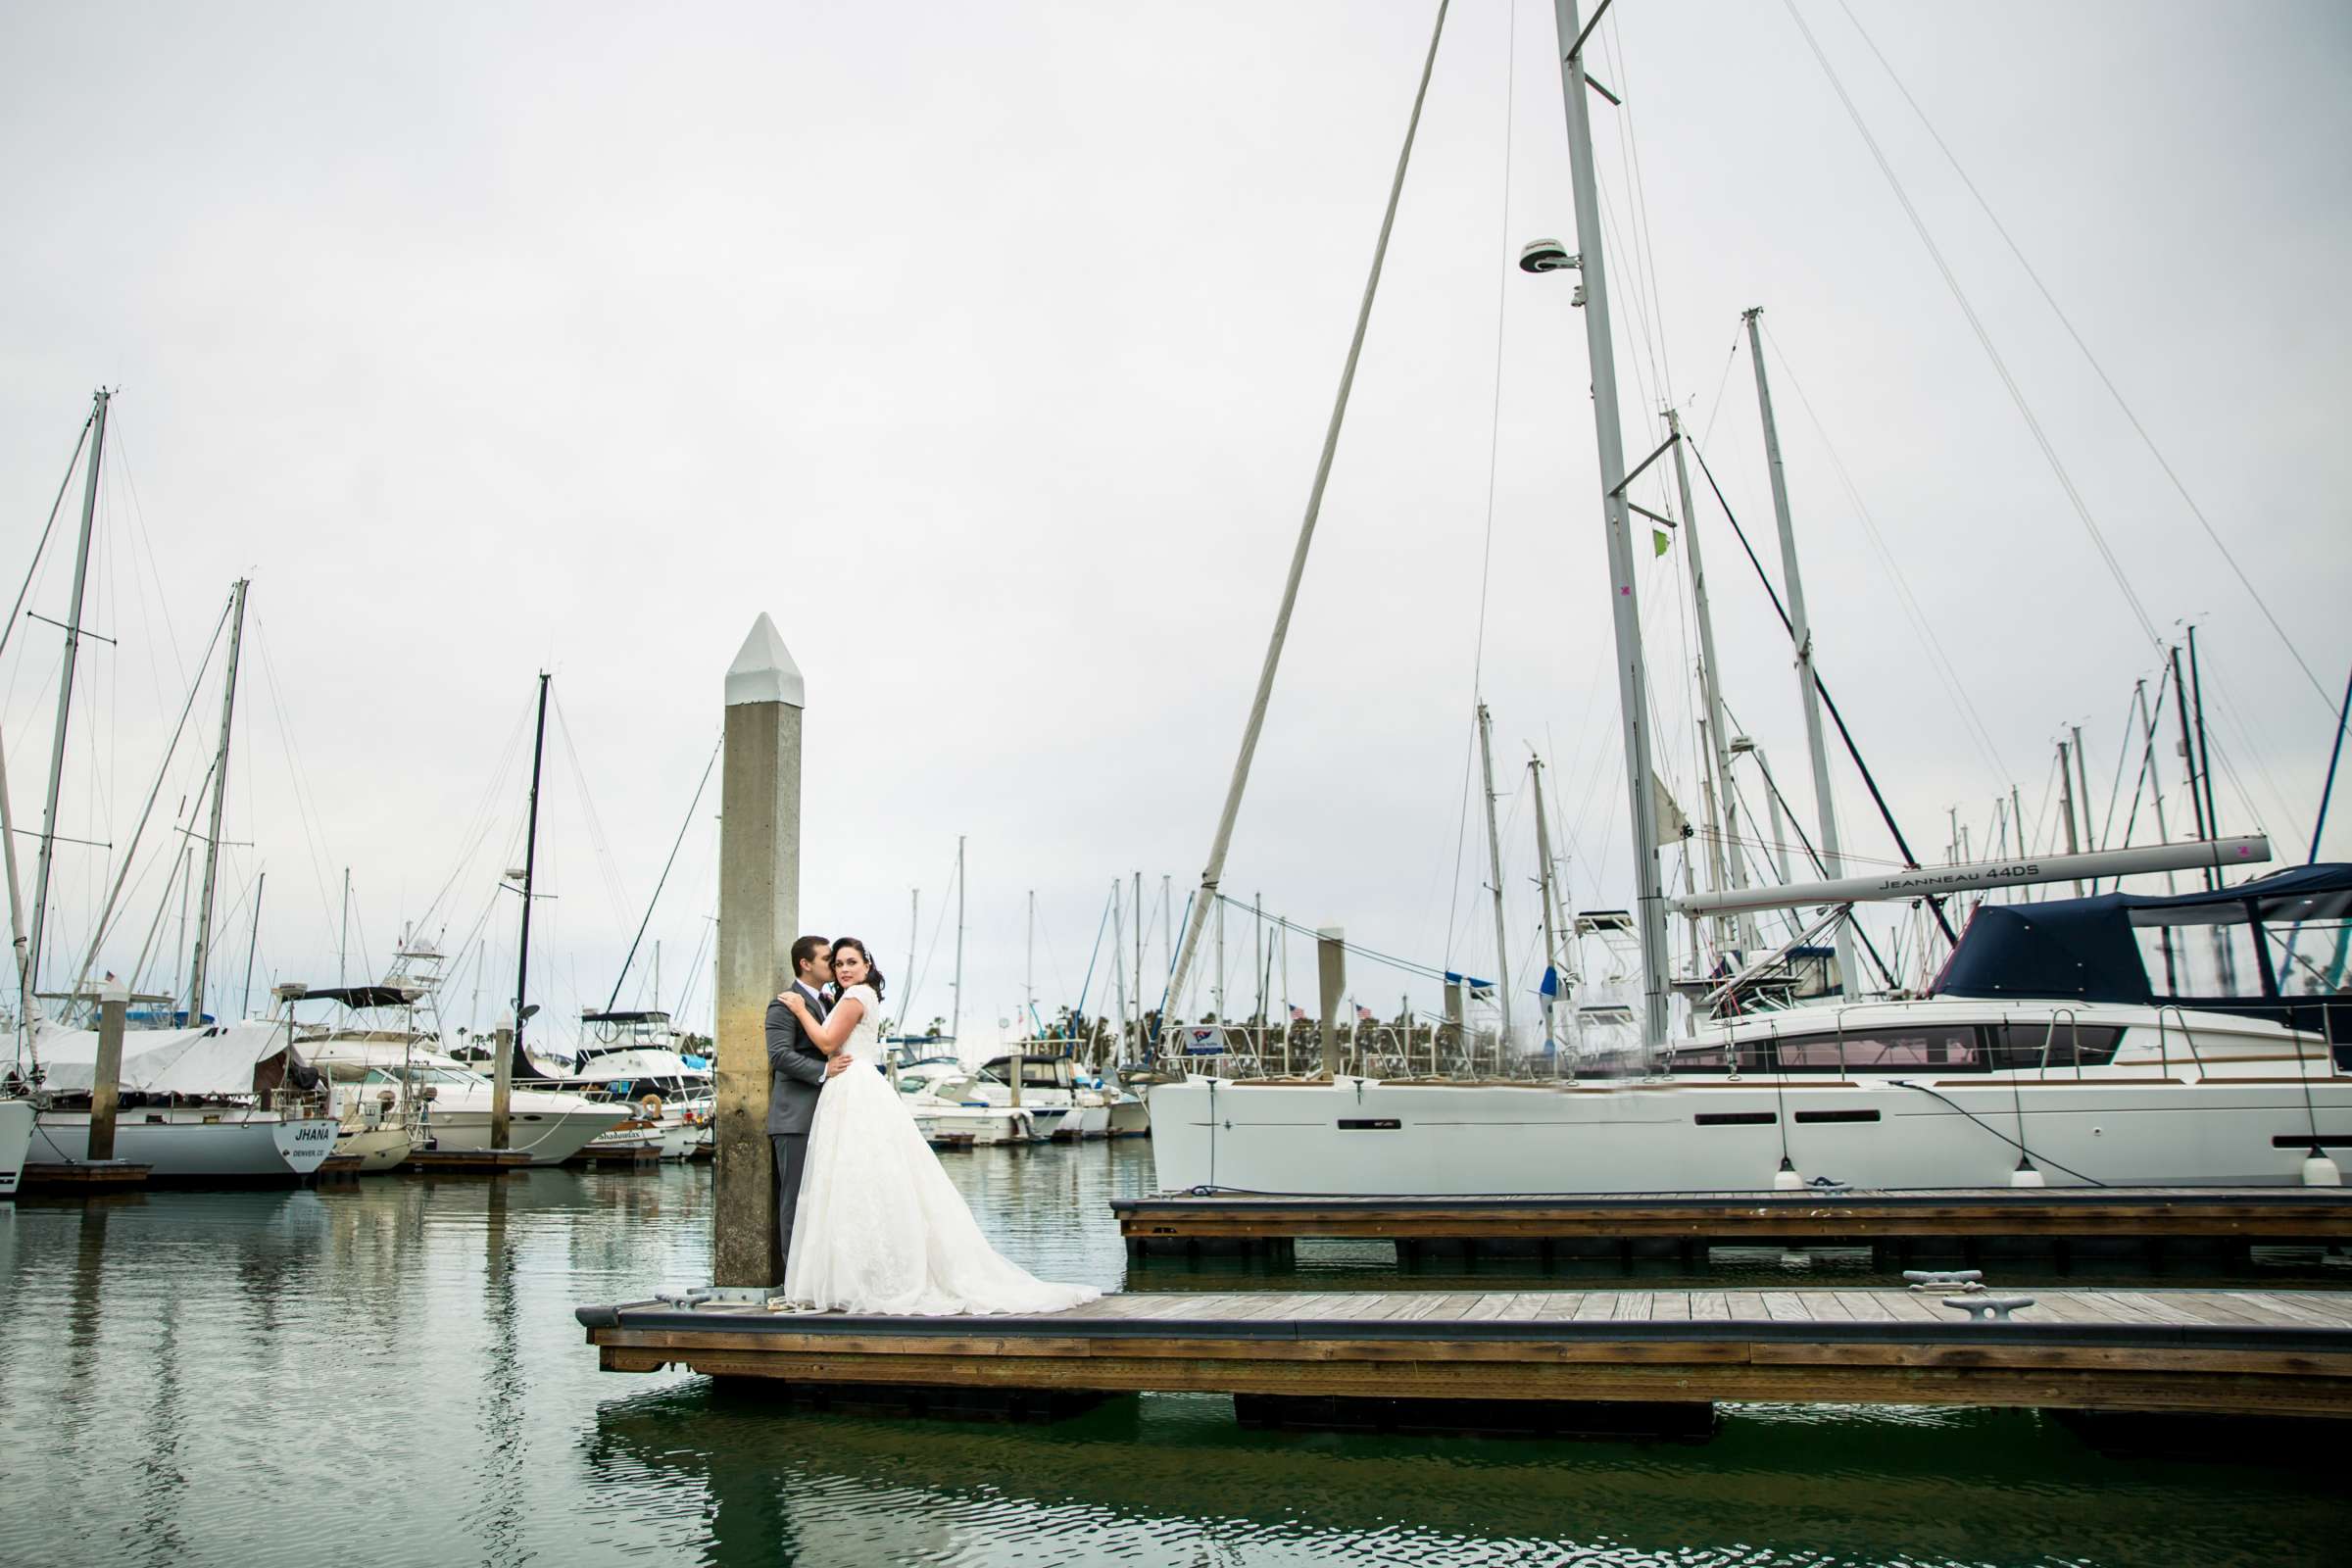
[1115,1188,2352,1261]
[579,1285,2352,1424]
[402,1149,533,1174]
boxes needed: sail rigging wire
[249,614,369,955]
[2313,663,2351,861]
[896,845,962,1036]
[1753,320,2012,789]
[0,409,95,670]
[2092,685,2143,856]
[1211,892,1456,986]
[550,690,635,935]
[1594,9,1676,409]
[54,593,230,1009]
[106,418,193,719]
[404,693,534,949]
[1828,0,2331,719]
[1468,0,1516,703]
[1683,432,1954,944]
[602,732,718,1012]
[1698,326,1743,447]
[1437,724,1478,971]
[1161,0,1453,1034]
[1780,0,2163,654]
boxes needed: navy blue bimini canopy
[1936,862,2352,1006]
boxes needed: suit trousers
[771,1132,810,1279]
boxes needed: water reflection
[1,1150,2346,1568]
[585,1379,2345,1567]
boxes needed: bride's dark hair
[830,936,885,1002]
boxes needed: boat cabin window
[1665,1039,1772,1073]
[2132,917,2267,1001]
[1980,1022,2123,1071]
[1768,1028,1979,1072]
[2265,918,2350,1000]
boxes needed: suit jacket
[764,980,832,1136]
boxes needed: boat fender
[2302,1149,2343,1188]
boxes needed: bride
[776,936,1101,1315]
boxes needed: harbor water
[2,1143,2345,1568]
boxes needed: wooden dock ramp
[580,1286,2352,1427]
[1114,1188,2352,1262]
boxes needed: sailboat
[7,398,337,1181]
[1145,4,2348,1197]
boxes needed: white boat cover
[31,1021,298,1098]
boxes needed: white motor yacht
[893,1058,1044,1145]
[289,986,633,1165]
[540,1010,712,1160]
[960,1054,1080,1141]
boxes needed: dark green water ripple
[0,1144,2343,1567]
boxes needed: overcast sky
[3,1,2346,1051]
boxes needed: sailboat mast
[904,888,918,1031]
[1741,307,1856,996]
[950,835,964,1042]
[1213,895,1225,1021]
[1132,872,1144,1049]
[1544,0,1670,1050]
[2057,736,2082,891]
[1110,880,1128,1064]
[1160,3,1453,1024]
[241,871,266,1019]
[184,576,250,1022]
[1666,408,1754,953]
[25,388,111,1005]
[1024,887,1035,1035]
[513,672,552,1061]
[1529,755,1568,1061]
[1475,702,1512,1054]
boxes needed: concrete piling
[714,613,805,1288]
[491,1025,514,1151]
[1316,927,1344,1078]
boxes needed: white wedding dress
[782,982,1101,1315]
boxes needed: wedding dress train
[781,982,1102,1315]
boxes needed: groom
[766,933,852,1276]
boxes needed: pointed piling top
[725,612,805,709]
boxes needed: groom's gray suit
[765,978,832,1277]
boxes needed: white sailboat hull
[1149,1073,2352,1195]
[28,1108,340,1180]
[0,1100,32,1197]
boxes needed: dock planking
[1113,1187,2352,1250]
[579,1285,2352,1422]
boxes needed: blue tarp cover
[1936,863,2352,1004]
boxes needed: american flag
[1288,1004,1307,1022]
[1354,1004,1375,1022]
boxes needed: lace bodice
[834,982,882,1065]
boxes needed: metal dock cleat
[1904,1269,1984,1293]
[1941,1295,2035,1321]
